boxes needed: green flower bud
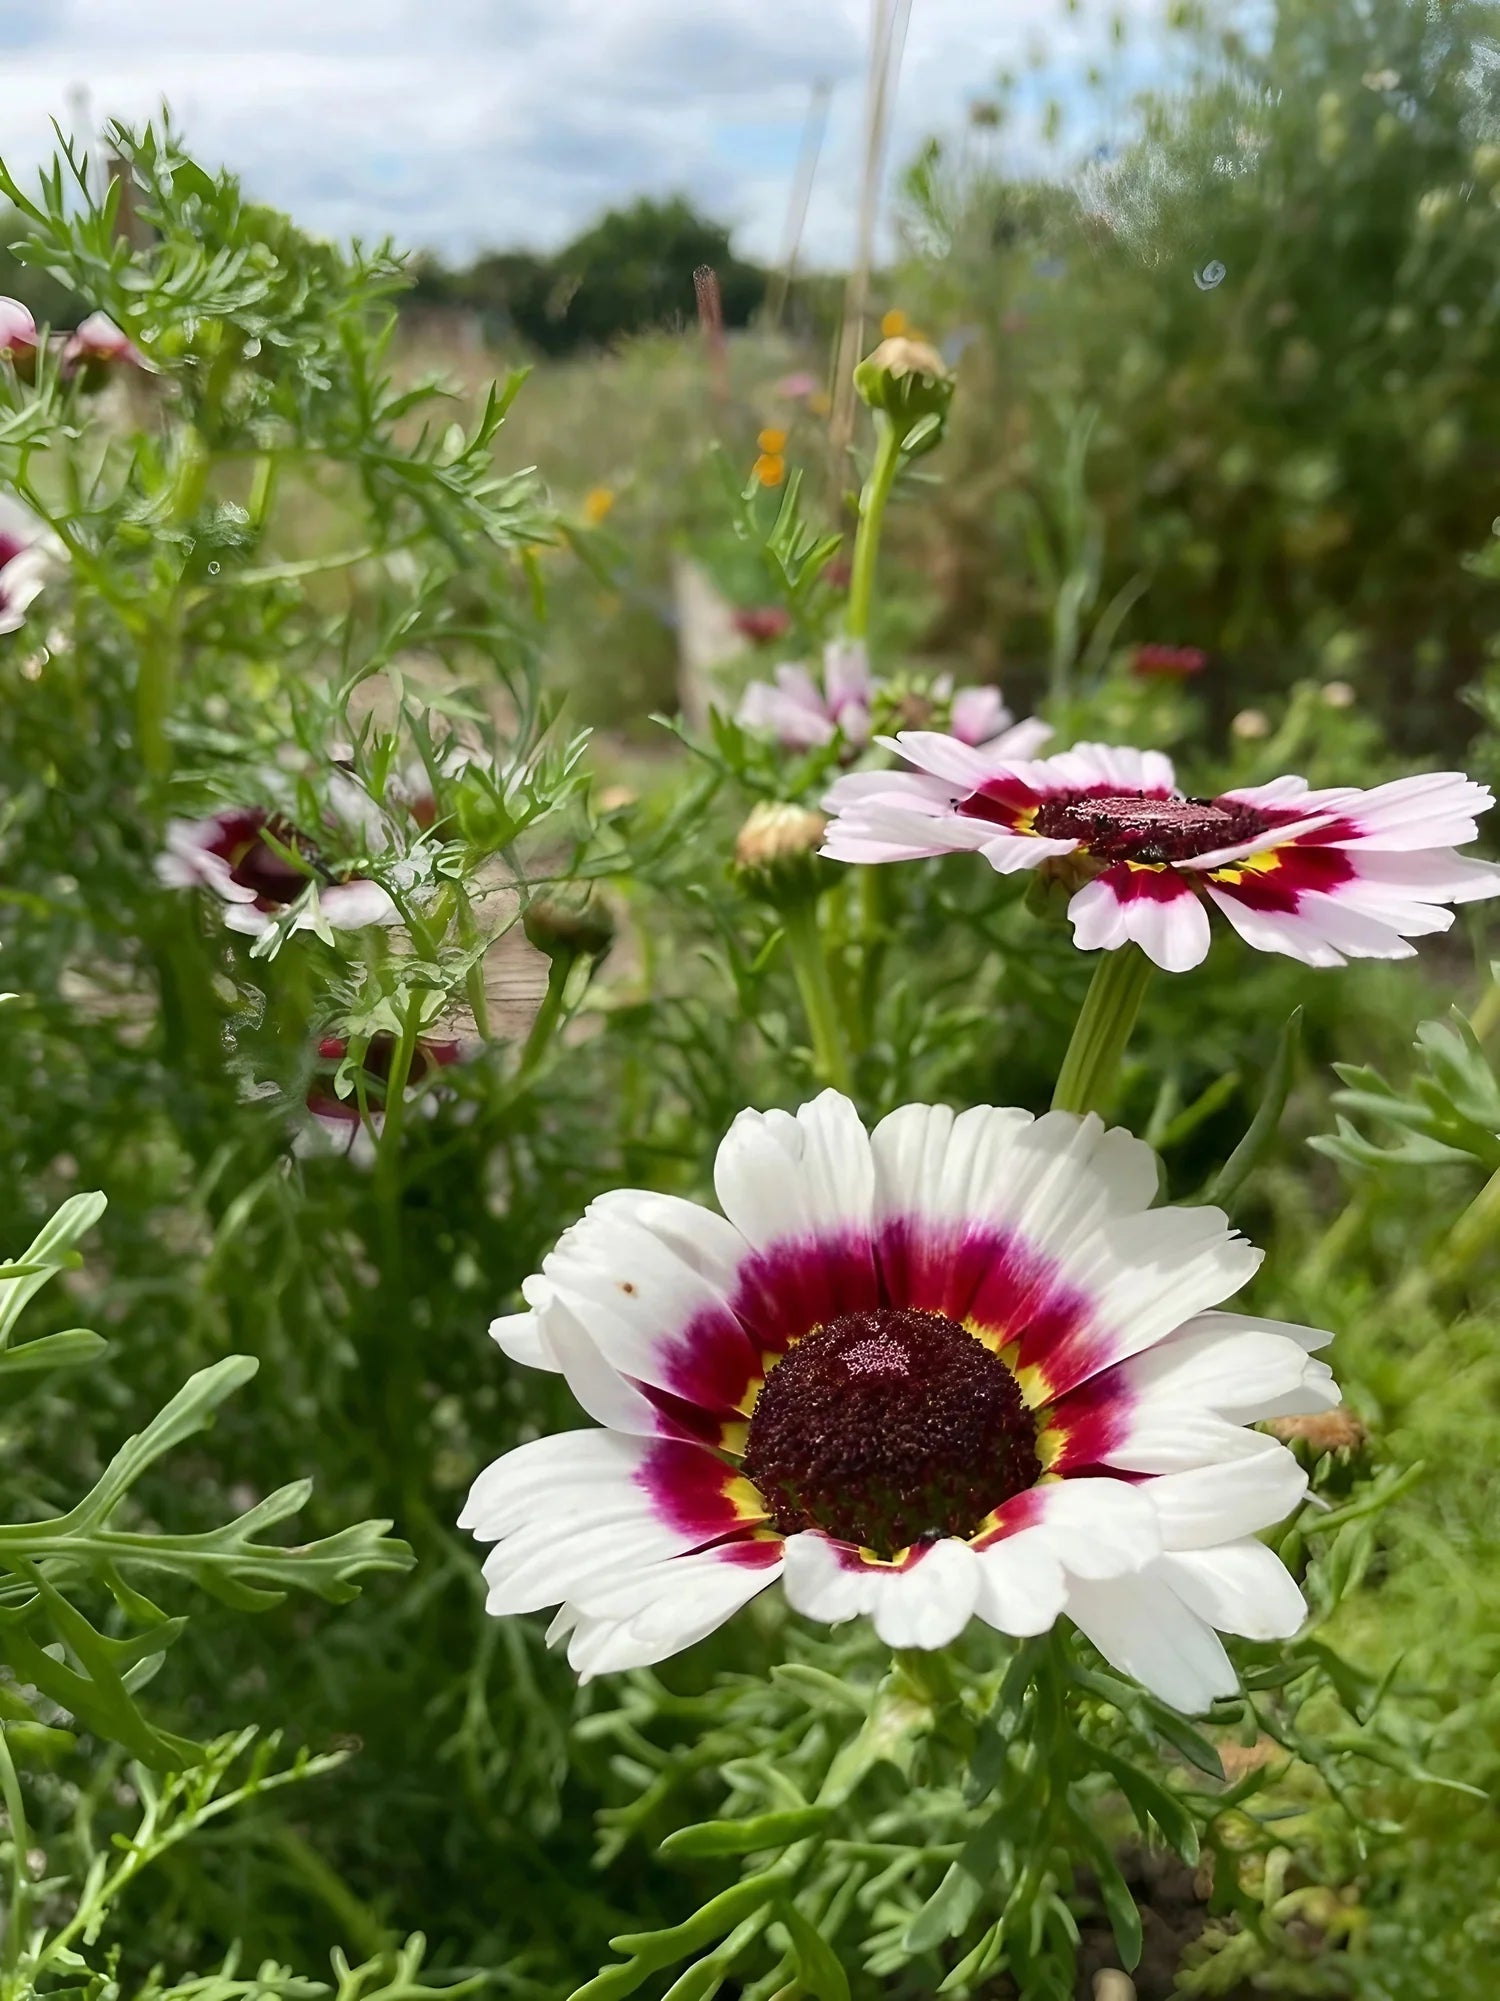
[522,893,615,962]
[733,801,831,905]
[852,336,955,455]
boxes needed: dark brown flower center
[742,1307,1039,1559]
[1032,790,1269,865]
[216,810,327,906]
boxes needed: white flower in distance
[462,1092,1336,1713]
[821,736,1500,972]
[156,806,399,936]
[0,492,67,636]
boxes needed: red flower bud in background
[732,605,793,646]
[1132,643,1208,680]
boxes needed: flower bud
[522,893,615,962]
[733,802,830,903]
[852,336,954,453]
[1231,707,1270,741]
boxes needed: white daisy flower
[155,806,399,937]
[821,734,1500,972]
[463,1092,1335,1713]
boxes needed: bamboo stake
[768,79,833,328]
[828,0,914,467]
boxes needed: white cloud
[0,0,1168,265]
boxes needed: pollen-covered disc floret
[820,735,1500,972]
[463,1090,1340,1712]
[743,1308,1039,1555]
[1028,793,1269,867]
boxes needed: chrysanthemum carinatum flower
[736,640,1051,761]
[156,806,398,936]
[60,311,150,379]
[296,1032,465,1165]
[463,1093,1336,1711]
[822,737,1500,971]
[0,297,38,363]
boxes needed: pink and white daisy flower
[821,736,1500,973]
[0,297,38,362]
[61,311,150,378]
[155,806,399,937]
[463,1092,1333,1712]
[737,638,877,752]
[296,1032,466,1166]
[0,492,66,636]
[736,642,1052,765]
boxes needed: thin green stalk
[1393,1157,1500,1314]
[0,1723,31,1979]
[782,900,853,1094]
[1050,946,1153,1118]
[517,951,575,1085]
[373,1003,421,1298]
[844,412,903,642]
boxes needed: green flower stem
[517,949,576,1085]
[1394,1156,1500,1313]
[782,900,854,1094]
[373,1002,421,1303]
[845,412,904,642]
[1050,946,1154,1118]
[0,1721,31,1979]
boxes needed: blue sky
[0,1,1171,265]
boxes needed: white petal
[1350,848,1500,904]
[537,1193,757,1408]
[318,879,401,928]
[972,1530,1067,1636]
[1101,1408,1286,1474]
[1027,1476,1161,1579]
[1329,771,1493,851]
[1120,1314,1338,1425]
[781,1533,879,1625]
[482,1511,691,1615]
[1204,886,1350,967]
[488,1309,561,1372]
[461,1428,648,1537]
[782,1534,981,1648]
[564,1546,783,1676]
[1068,873,1212,973]
[1041,742,1177,795]
[536,1289,676,1437]
[1074,1206,1262,1385]
[1145,1441,1307,1550]
[1156,1541,1306,1641]
[821,801,1006,863]
[1067,1563,1238,1713]
[713,1090,874,1251]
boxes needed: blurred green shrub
[409,196,767,355]
[893,0,1500,748]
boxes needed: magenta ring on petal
[819,734,1500,972]
[462,1091,1336,1710]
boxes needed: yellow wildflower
[752,453,786,488]
[757,425,788,454]
[582,486,615,524]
